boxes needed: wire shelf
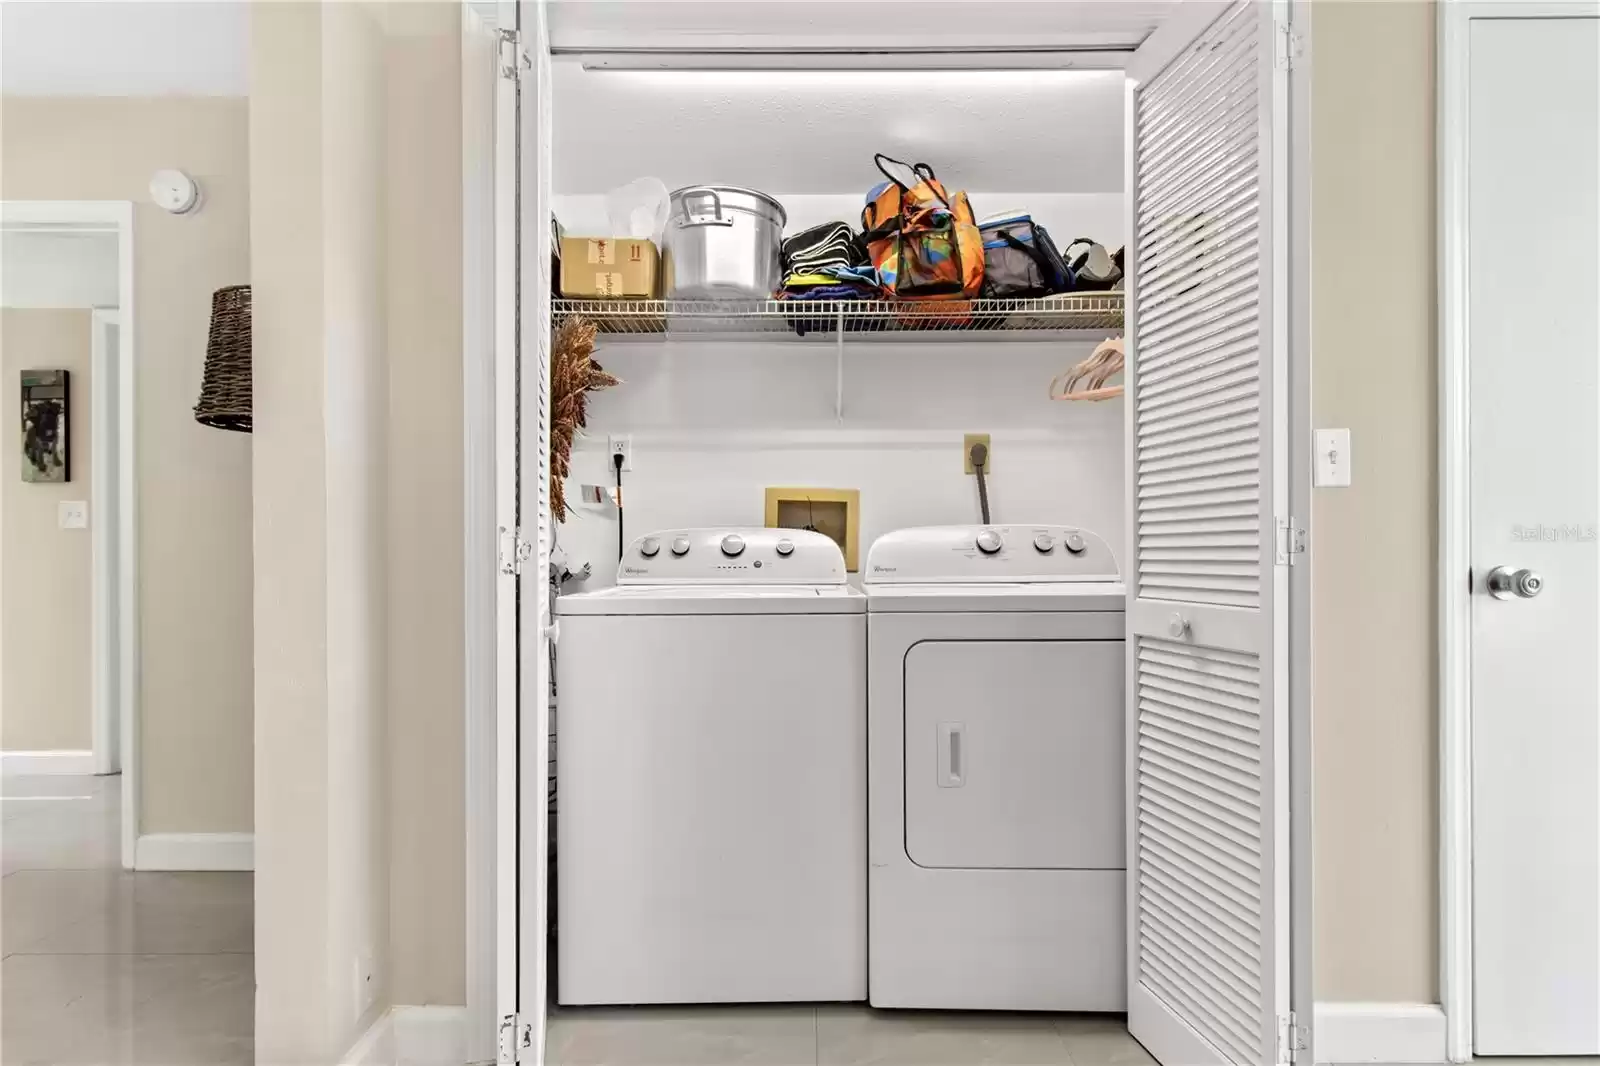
[552,293,1123,338]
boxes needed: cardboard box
[559,237,658,299]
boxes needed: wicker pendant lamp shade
[194,284,252,432]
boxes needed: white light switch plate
[1314,429,1352,487]
[59,500,89,529]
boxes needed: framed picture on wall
[20,369,69,483]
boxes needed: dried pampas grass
[551,316,621,521]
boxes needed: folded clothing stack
[779,223,877,301]
[782,222,867,274]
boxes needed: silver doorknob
[1168,613,1191,639]
[1487,566,1543,600]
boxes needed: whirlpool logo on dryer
[622,565,650,575]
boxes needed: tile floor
[0,773,253,1066]
[546,1005,1154,1066]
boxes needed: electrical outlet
[608,434,633,472]
[963,433,992,474]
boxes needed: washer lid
[866,581,1125,613]
[557,583,865,616]
[865,525,1120,585]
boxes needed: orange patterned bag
[860,154,984,302]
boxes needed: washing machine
[554,527,866,1005]
[864,524,1127,1011]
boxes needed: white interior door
[1467,11,1600,1055]
[1123,2,1294,1063]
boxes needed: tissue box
[559,237,658,299]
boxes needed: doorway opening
[0,201,136,867]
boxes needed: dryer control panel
[864,525,1119,583]
[616,527,847,584]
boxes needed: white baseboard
[134,832,254,871]
[341,1009,396,1066]
[341,1006,469,1066]
[2,749,96,775]
[1315,1002,1448,1064]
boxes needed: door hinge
[499,527,532,575]
[1275,21,1304,70]
[1275,516,1306,566]
[497,1013,534,1064]
[1279,1012,1309,1064]
[498,28,530,80]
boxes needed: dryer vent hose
[970,441,991,525]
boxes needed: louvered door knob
[1168,613,1191,639]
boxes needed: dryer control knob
[1033,533,1055,553]
[1065,532,1087,554]
[720,534,746,557]
[639,536,660,558]
[775,539,795,557]
[670,536,691,557]
[976,529,1003,555]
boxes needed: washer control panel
[865,525,1119,583]
[617,528,846,584]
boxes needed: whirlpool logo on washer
[622,566,650,575]
[872,565,897,574]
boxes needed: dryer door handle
[937,722,965,788]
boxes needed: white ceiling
[1,1,247,96]
[552,62,1127,195]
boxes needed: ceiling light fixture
[575,50,1132,73]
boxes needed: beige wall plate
[764,487,860,572]
[963,433,992,474]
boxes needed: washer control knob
[1065,532,1087,555]
[775,539,795,557]
[976,529,1003,555]
[670,536,691,557]
[639,536,660,558]
[1033,533,1055,553]
[720,534,746,558]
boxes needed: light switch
[1314,429,1352,487]
[59,500,89,529]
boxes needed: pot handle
[676,187,735,228]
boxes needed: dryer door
[904,639,1125,870]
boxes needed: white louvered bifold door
[517,0,555,1061]
[496,0,554,1061]
[1123,2,1292,1064]
[492,0,523,1053]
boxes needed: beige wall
[1311,0,1439,1003]
[1,310,93,751]
[384,0,467,1008]
[251,3,337,1055]
[1,99,254,832]
[253,0,474,1053]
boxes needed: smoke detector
[149,169,202,215]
